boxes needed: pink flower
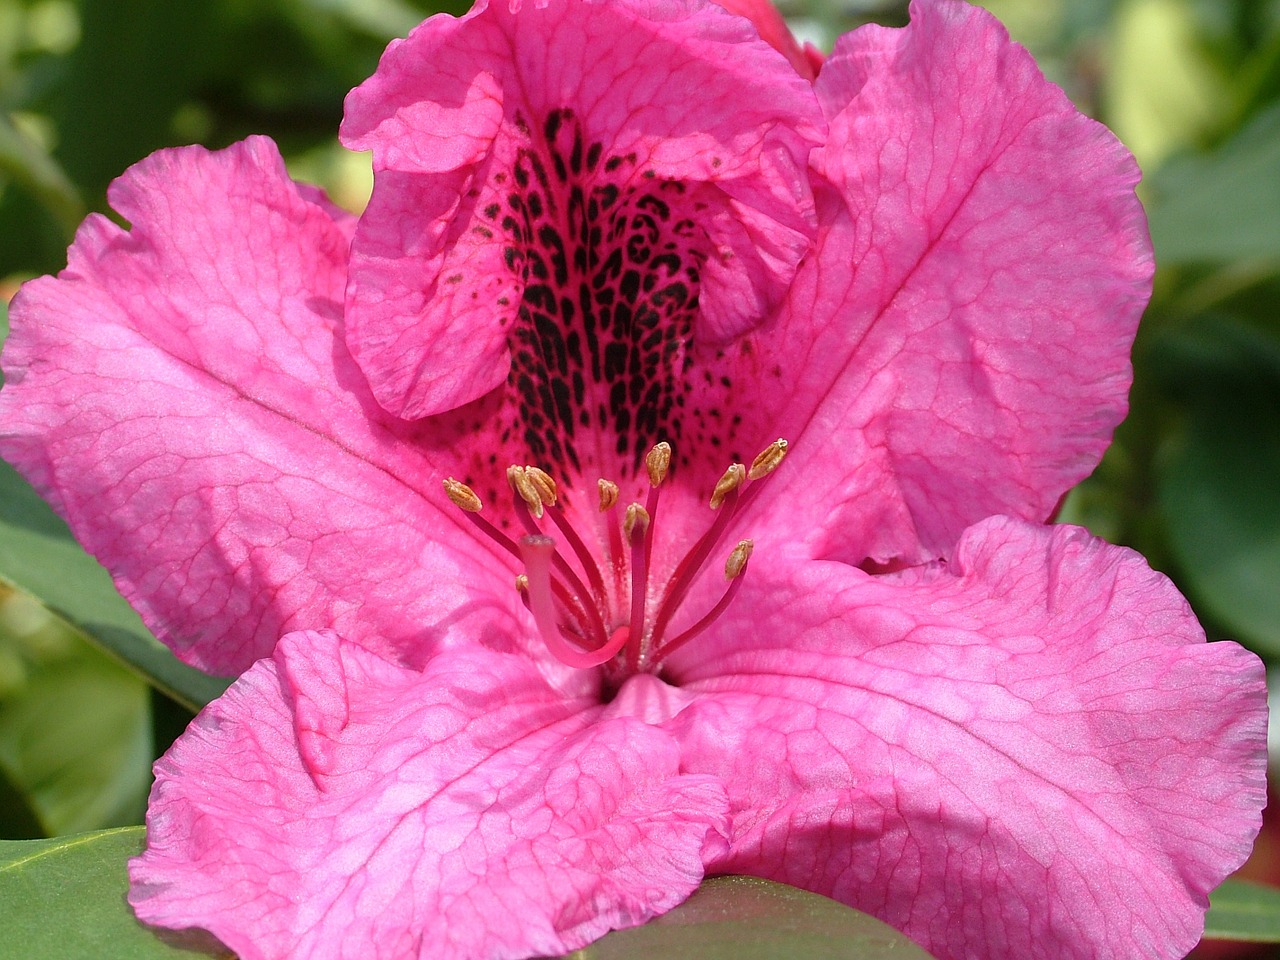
[0,0,1265,958]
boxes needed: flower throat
[444,438,787,678]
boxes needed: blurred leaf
[52,0,217,200]
[0,762,44,840]
[1147,103,1280,265]
[1204,879,1280,942]
[1152,316,1280,654]
[0,462,233,710]
[0,596,151,834]
[0,113,83,241]
[0,827,227,958]
[570,876,937,959]
[1107,0,1230,170]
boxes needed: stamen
[450,438,789,677]
[625,502,651,671]
[624,502,650,540]
[709,463,745,509]
[597,478,619,511]
[724,538,754,579]
[444,478,483,513]
[443,478,520,560]
[646,481,741,650]
[645,441,672,487]
[544,499,609,601]
[520,535,628,668]
[600,477,624,569]
[507,465,545,519]
[656,539,753,660]
[524,466,558,507]
[445,477,599,643]
[748,439,788,480]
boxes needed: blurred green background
[0,0,1277,945]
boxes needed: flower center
[444,438,788,676]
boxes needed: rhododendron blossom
[0,0,1266,958]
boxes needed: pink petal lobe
[709,0,817,80]
[339,0,822,420]
[130,631,729,960]
[669,518,1266,960]
[0,139,514,674]
[743,0,1153,565]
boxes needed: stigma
[443,438,788,675]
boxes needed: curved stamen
[520,535,628,668]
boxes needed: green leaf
[1152,316,1280,654]
[0,827,226,958]
[1147,103,1280,265]
[568,876,938,959]
[0,595,151,835]
[0,461,233,711]
[0,114,85,243]
[1204,879,1280,942]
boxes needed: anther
[597,478,620,511]
[725,539,753,579]
[709,463,746,509]
[443,478,483,512]
[624,503,650,540]
[507,465,544,518]
[645,441,672,487]
[748,439,788,481]
[524,466,558,507]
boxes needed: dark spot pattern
[496,107,709,478]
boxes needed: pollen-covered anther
[725,539,753,579]
[443,477,483,513]
[448,442,795,676]
[597,478,619,511]
[709,463,746,509]
[523,466,558,507]
[507,465,544,518]
[645,441,672,487]
[624,502,650,540]
[747,438,788,481]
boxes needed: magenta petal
[130,630,730,960]
[339,0,822,419]
[0,138,514,674]
[747,0,1153,565]
[669,518,1266,960]
[710,0,817,80]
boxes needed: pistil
[443,438,788,677]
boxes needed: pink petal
[668,518,1266,960]
[741,0,1153,565]
[130,631,730,960]
[0,138,514,675]
[339,0,822,421]
[709,0,817,80]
